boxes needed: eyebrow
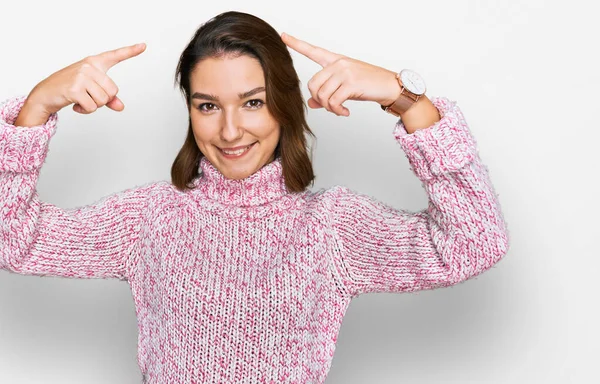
[191,86,266,102]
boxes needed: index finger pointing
[93,43,146,72]
[281,33,338,67]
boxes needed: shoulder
[302,185,357,213]
[303,184,395,220]
[140,179,196,209]
[111,179,191,216]
[122,179,174,198]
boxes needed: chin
[215,158,260,180]
[222,170,251,180]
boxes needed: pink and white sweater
[0,94,509,383]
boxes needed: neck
[192,156,288,207]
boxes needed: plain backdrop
[0,0,597,383]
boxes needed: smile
[219,142,256,158]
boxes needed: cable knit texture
[0,94,510,383]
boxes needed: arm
[326,97,510,297]
[398,94,442,134]
[0,95,154,281]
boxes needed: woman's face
[189,54,281,180]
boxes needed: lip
[219,142,257,151]
[218,142,257,159]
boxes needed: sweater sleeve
[326,96,510,297]
[0,95,153,281]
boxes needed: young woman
[0,10,509,384]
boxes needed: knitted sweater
[0,94,509,383]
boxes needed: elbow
[0,249,23,274]
[447,228,510,285]
[483,220,511,271]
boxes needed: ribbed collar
[193,156,289,207]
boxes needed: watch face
[400,69,426,95]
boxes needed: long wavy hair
[171,10,316,193]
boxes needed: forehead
[190,55,265,91]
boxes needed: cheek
[191,119,217,143]
[249,113,280,139]
[243,112,269,129]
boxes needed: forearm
[14,98,51,128]
[400,94,441,134]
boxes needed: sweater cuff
[393,96,478,182]
[0,95,58,173]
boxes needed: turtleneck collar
[192,156,289,207]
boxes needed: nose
[220,109,244,143]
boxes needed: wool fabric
[0,94,509,383]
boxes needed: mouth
[218,142,257,159]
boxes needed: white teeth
[222,143,253,156]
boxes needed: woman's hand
[281,32,441,132]
[281,32,402,117]
[25,43,147,117]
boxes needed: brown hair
[171,10,316,193]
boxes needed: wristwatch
[381,69,426,117]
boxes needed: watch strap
[381,72,422,117]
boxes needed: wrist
[400,95,441,134]
[379,70,403,108]
[15,98,52,128]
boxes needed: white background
[0,0,598,383]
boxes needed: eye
[246,99,264,109]
[197,102,217,112]
[196,99,264,113]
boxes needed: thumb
[307,97,323,109]
[106,96,124,111]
